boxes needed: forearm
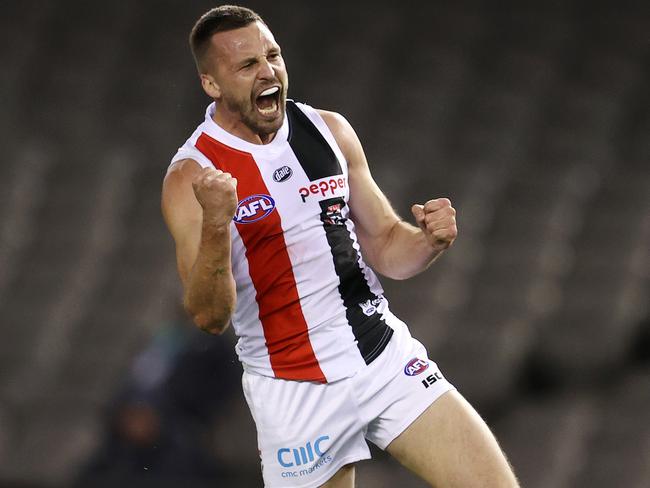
[184,222,236,334]
[375,220,443,280]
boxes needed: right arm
[161,158,238,334]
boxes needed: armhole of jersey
[167,133,214,176]
[292,102,349,172]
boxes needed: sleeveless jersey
[170,100,405,383]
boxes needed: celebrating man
[162,5,519,487]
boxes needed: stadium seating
[0,0,647,486]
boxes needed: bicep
[161,159,204,286]
[318,110,400,266]
[348,158,400,261]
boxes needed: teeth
[259,86,279,97]
[258,99,278,114]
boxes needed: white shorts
[242,324,455,487]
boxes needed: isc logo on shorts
[233,194,276,224]
[404,358,429,376]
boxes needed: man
[162,5,519,487]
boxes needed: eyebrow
[237,48,280,68]
[238,56,259,67]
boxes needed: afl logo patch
[272,166,292,182]
[233,194,276,224]
[404,358,430,376]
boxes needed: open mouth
[255,86,281,116]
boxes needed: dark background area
[0,0,649,487]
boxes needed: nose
[257,59,275,80]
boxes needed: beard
[220,84,287,137]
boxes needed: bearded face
[219,69,288,136]
[205,21,289,140]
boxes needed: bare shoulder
[316,109,354,139]
[315,109,363,164]
[164,158,203,188]
[163,159,204,202]
[316,109,349,129]
[161,159,204,225]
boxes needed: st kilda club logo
[233,194,276,224]
[323,201,345,226]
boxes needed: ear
[200,74,221,99]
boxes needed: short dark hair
[189,5,264,73]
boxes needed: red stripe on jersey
[195,132,326,383]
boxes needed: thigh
[319,464,355,488]
[361,330,455,450]
[386,390,519,488]
[242,372,370,487]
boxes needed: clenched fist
[411,198,458,252]
[192,167,238,227]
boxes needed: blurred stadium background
[1,0,649,487]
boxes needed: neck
[212,104,277,145]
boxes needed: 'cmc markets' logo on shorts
[233,194,275,224]
[299,176,347,202]
[277,435,330,468]
[404,358,430,376]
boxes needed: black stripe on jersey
[319,198,393,364]
[286,101,343,180]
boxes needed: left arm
[318,110,457,280]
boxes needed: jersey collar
[202,102,289,154]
